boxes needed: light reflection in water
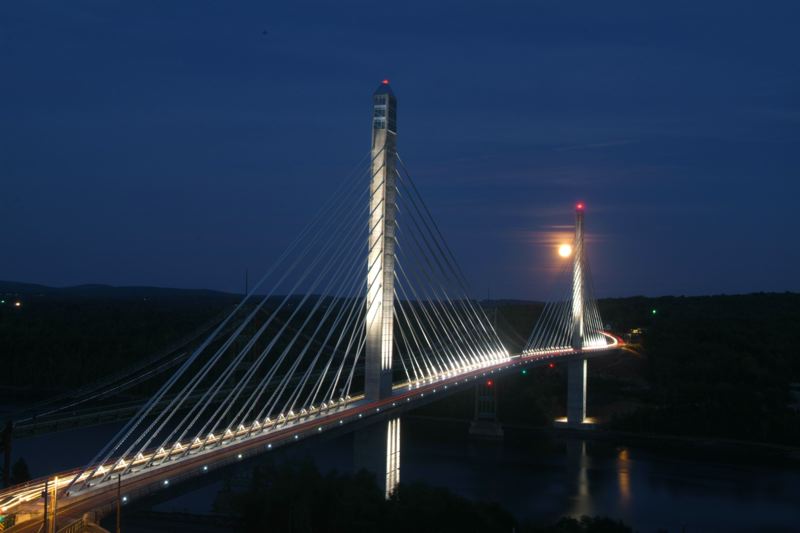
[617,447,631,505]
[567,439,593,517]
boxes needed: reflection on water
[12,417,800,531]
[566,442,630,519]
[566,439,592,517]
[617,447,631,506]
[398,419,800,532]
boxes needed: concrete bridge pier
[353,417,401,499]
[566,358,588,427]
[469,380,503,439]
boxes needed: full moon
[558,244,572,258]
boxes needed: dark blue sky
[2,1,798,299]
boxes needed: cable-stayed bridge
[1,82,621,532]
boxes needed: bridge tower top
[371,80,397,137]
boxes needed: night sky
[2,1,798,299]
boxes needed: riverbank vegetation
[214,459,631,533]
[606,293,800,445]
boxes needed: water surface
[12,416,800,532]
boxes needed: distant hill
[0,280,236,301]
[0,281,240,397]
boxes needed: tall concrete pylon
[566,203,588,426]
[365,80,398,403]
[357,81,401,499]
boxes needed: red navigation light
[548,362,555,369]
[382,79,390,85]
[486,379,494,387]
[576,202,585,210]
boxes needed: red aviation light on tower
[382,79,390,85]
[576,202,585,211]
[486,379,494,387]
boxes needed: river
[10,416,800,532]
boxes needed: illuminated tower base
[566,358,587,425]
[555,358,595,429]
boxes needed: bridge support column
[560,204,594,429]
[356,82,402,500]
[354,417,401,498]
[469,380,503,439]
[365,81,398,403]
[566,358,587,426]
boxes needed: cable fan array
[523,233,608,354]
[67,150,507,492]
[392,154,508,384]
